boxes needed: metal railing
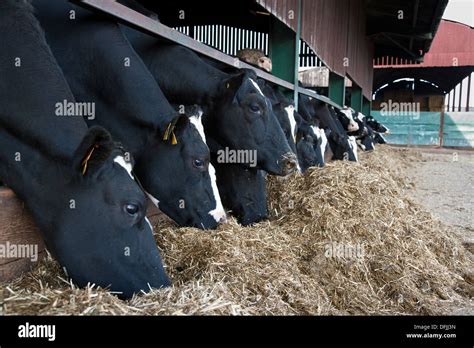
[72,0,342,110]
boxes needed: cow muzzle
[281,152,298,175]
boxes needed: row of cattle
[0,0,388,298]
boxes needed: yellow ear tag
[81,145,97,176]
[226,83,230,89]
[171,131,178,145]
[163,122,172,141]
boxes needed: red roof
[374,20,474,68]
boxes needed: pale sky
[442,0,474,27]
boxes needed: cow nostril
[219,215,228,224]
[287,160,296,170]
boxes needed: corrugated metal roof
[257,0,374,99]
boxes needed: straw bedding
[2,146,472,315]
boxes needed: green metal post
[269,19,295,83]
[329,72,345,107]
[351,84,363,112]
[362,97,371,117]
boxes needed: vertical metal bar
[465,73,471,112]
[362,97,371,116]
[329,72,345,107]
[458,78,463,112]
[439,109,445,147]
[351,84,363,112]
[293,0,302,109]
[452,85,456,112]
[447,90,451,111]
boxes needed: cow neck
[0,2,87,163]
[0,126,70,234]
[35,3,176,157]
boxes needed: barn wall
[443,112,474,147]
[371,111,441,146]
[257,0,374,99]
[372,111,474,148]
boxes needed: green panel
[371,111,441,146]
[329,72,345,107]
[443,112,474,147]
[362,98,371,116]
[351,86,363,112]
[269,18,296,84]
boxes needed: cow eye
[193,159,205,169]
[249,104,261,114]
[124,203,140,216]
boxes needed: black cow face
[273,103,297,155]
[296,133,318,173]
[366,116,389,134]
[308,125,327,168]
[358,125,376,151]
[209,71,297,176]
[135,113,226,229]
[214,163,268,226]
[373,132,387,144]
[54,127,170,299]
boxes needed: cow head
[366,116,390,134]
[337,108,359,132]
[213,163,268,226]
[135,108,226,229]
[54,127,170,299]
[309,124,327,167]
[296,132,318,173]
[209,70,297,176]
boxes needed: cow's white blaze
[311,125,328,160]
[113,155,134,179]
[189,112,206,143]
[207,163,227,223]
[189,113,226,223]
[249,78,265,97]
[348,136,358,161]
[284,105,297,144]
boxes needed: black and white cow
[295,113,326,170]
[299,94,357,162]
[366,116,390,134]
[123,30,298,176]
[336,108,360,133]
[350,112,377,151]
[213,164,268,226]
[0,0,169,298]
[34,0,226,229]
[260,84,326,171]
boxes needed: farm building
[0,0,472,323]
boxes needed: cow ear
[73,126,115,177]
[162,114,189,145]
[222,71,246,91]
